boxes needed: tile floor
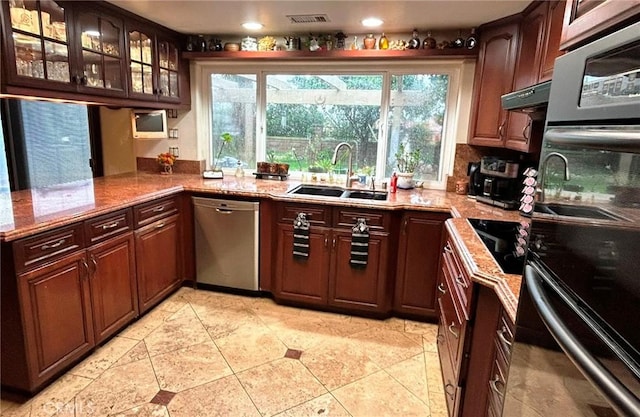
[1,288,448,417]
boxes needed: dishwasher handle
[215,208,233,214]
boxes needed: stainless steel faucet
[331,142,356,188]
[539,151,570,202]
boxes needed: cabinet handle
[155,222,166,229]
[401,219,408,235]
[437,334,445,344]
[444,243,453,254]
[448,322,459,339]
[490,375,505,398]
[324,237,328,247]
[81,75,88,86]
[332,237,336,249]
[158,89,164,96]
[41,238,65,250]
[522,119,532,144]
[497,326,513,349]
[215,208,233,214]
[81,259,89,280]
[437,283,446,295]
[72,74,81,85]
[101,221,120,230]
[498,122,505,139]
[152,205,165,212]
[444,383,456,400]
[455,275,468,289]
[90,254,98,275]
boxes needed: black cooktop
[468,218,526,275]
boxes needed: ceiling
[106,1,531,37]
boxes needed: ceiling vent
[287,14,330,24]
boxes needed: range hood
[501,80,551,115]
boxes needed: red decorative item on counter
[390,171,398,193]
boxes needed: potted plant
[395,142,421,189]
[212,132,234,171]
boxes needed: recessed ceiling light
[242,22,263,30]
[361,17,383,27]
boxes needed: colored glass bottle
[379,33,389,50]
[465,28,478,50]
[407,29,420,49]
[422,31,436,49]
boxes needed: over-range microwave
[131,109,168,139]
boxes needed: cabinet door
[73,6,127,97]
[88,232,137,343]
[18,250,94,388]
[2,0,75,90]
[127,25,156,100]
[394,213,446,318]
[539,0,566,82]
[468,21,519,147]
[505,4,546,153]
[156,37,181,102]
[274,224,330,306]
[328,230,390,313]
[135,214,181,313]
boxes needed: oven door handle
[525,264,640,417]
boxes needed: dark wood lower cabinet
[394,212,449,319]
[275,224,330,306]
[329,230,390,313]
[135,213,182,314]
[18,250,95,391]
[88,232,138,343]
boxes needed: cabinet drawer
[442,239,473,315]
[438,275,467,381]
[84,208,133,245]
[334,207,389,231]
[277,203,331,226]
[496,311,515,360]
[13,223,85,274]
[134,196,179,228]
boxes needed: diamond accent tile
[150,390,176,406]
[284,348,302,359]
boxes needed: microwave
[131,109,168,139]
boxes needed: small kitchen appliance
[468,157,521,209]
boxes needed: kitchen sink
[345,190,388,201]
[288,185,347,198]
[287,185,388,201]
[534,203,627,221]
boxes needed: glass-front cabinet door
[157,38,180,102]
[128,29,155,98]
[75,8,126,96]
[4,0,73,88]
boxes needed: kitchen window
[198,61,464,189]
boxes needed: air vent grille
[287,14,330,24]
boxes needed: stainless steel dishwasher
[192,197,259,291]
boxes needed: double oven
[502,20,640,416]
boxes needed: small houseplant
[212,132,234,172]
[157,152,177,174]
[395,142,421,189]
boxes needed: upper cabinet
[126,21,182,104]
[0,0,189,108]
[560,0,640,50]
[469,1,565,153]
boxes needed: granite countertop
[0,172,527,320]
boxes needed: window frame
[196,59,465,189]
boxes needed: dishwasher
[192,197,259,291]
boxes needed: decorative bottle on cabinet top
[465,28,478,49]
[379,33,389,50]
[363,33,376,49]
[422,31,436,49]
[407,29,420,49]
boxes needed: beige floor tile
[405,320,438,335]
[272,393,351,417]
[108,403,169,417]
[214,322,288,373]
[0,399,31,417]
[348,315,405,332]
[422,325,440,354]
[237,358,327,416]
[150,340,232,392]
[118,307,174,341]
[194,302,263,340]
[424,351,444,394]
[28,373,93,417]
[347,327,424,368]
[143,305,211,357]
[245,297,304,325]
[168,375,260,417]
[332,370,430,417]
[73,357,159,416]
[111,341,150,368]
[70,336,139,379]
[385,353,430,404]
[428,393,449,417]
[300,339,381,390]
[266,316,349,351]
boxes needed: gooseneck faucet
[331,142,356,188]
[539,151,570,202]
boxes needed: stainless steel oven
[502,20,640,417]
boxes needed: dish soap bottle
[235,161,244,178]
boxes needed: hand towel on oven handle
[293,213,310,259]
[350,218,370,268]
